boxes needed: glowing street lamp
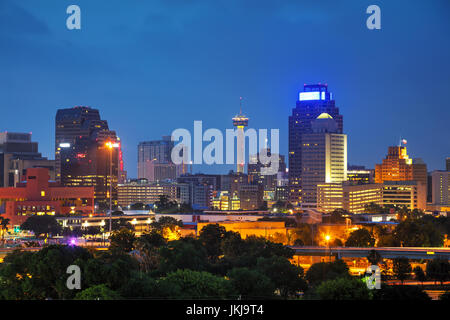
[106,141,119,233]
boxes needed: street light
[325,235,331,262]
[105,141,119,233]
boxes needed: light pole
[106,141,119,233]
[325,235,331,262]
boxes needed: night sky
[1,0,449,178]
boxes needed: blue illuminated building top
[298,84,332,101]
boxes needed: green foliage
[345,228,375,247]
[75,284,121,300]
[227,267,275,299]
[158,238,208,274]
[0,245,92,299]
[118,272,159,298]
[158,269,235,299]
[392,257,412,283]
[151,216,183,233]
[305,259,350,286]
[392,219,443,247]
[20,215,62,237]
[256,256,307,298]
[426,258,450,285]
[109,227,136,253]
[372,285,430,300]
[315,277,371,300]
[198,224,228,261]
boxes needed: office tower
[446,158,450,171]
[232,99,248,174]
[374,146,427,186]
[177,174,219,209]
[117,179,189,208]
[347,165,374,184]
[0,132,55,187]
[382,181,426,210]
[317,183,383,214]
[288,84,343,205]
[56,106,121,207]
[138,136,178,182]
[300,113,347,208]
[430,171,450,206]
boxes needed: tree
[305,260,350,286]
[130,202,145,210]
[315,277,370,300]
[158,269,235,299]
[372,284,430,300]
[0,245,92,299]
[256,256,307,299]
[0,215,10,241]
[367,250,382,266]
[426,258,450,285]
[393,219,443,247]
[20,215,61,238]
[345,228,375,247]
[133,230,167,273]
[392,257,412,284]
[75,284,121,300]
[151,216,183,240]
[413,266,426,286]
[109,228,136,253]
[328,209,348,224]
[439,291,450,301]
[227,267,275,299]
[198,224,227,262]
[158,238,209,274]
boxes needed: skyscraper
[446,157,450,171]
[0,132,55,187]
[300,113,347,207]
[288,84,343,205]
[55,106,121,208]
[138,136,178,182]
[374,145,427,187]
[232,99,248,174]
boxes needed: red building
[0,168,94,226]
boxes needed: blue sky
[1,0,449,177]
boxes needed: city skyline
[1,0,449,178]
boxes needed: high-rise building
[317,182,383,214]
[288,84,343,205]
[0,132,55,187]
[232,102,249,174]
[117,179,189,208]
[138,136,179,182]
[347,165,374,185]
[446,158,450,171]
[430,171,450,206]
[300,113,347,208]
[56,106,122,208]
[374,146,427,187]
[382,181,426,210]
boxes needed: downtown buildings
[288,84,344,206]
[55,106,124,208]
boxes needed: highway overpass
[290,246,450,260]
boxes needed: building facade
[0,168,94,226]
[288,84,343,205]
[430,171,450,206]
[382,181,426,210]
[0,132,55,187]
[317,183,383,213]
[55,106,122,208]
[300,113,347,208]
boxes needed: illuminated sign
[59,143,71,148]
[299,92,321,101]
